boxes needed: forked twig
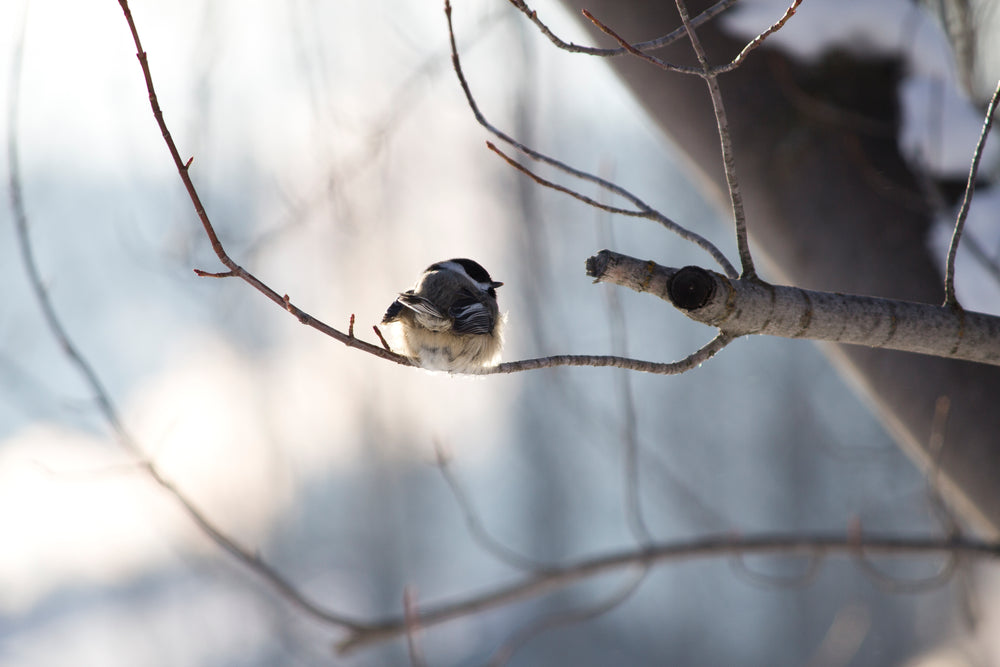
[713,0,804,74]
[582,3,756,278]
[445,0,739,279]
[509,0,738,58]
[944,77,1000,307]
[580,10,701,75]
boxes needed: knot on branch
[669,266,714,310]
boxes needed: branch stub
[669,266,714,310]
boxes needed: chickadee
[381,258,504,372]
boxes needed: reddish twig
[580,9,700,75]
[115,0,410,368]
[13,7,370,633]
[193,269,237,278]
[373,325,392,352]
[509,0,738,58]
[713,0,804,74]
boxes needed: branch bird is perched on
[381,259,505,372]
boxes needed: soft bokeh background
[1,0,997,665]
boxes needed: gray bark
[556,0,1000,534]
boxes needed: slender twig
[675,0,755,278]
[115,0,410,369]
[434,443,549,572]
[509,0,738,58]
[712,0,804,74]
[926,396,961,540]
[579,10,701,75]
[241,5,511,262]
[486,142,737,276]
[11,10,368,633]
[486,568,648,666]
[445,0,738,279]
[582,5,756,278]
[337,531,1000,654]
[483,332,734,375]
[944,77,1000,307]
[851,522,958,594]
[487,141,652,217]
[596,186,652,545]
[373,325,392,352]
[729,551,824,589]
[403,588,428,667]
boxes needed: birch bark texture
[556,0,1000,534]
[588,250,1000,366]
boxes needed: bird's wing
[449,295,494,335]
[395,291,451,327]
[381,299,405,323]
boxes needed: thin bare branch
[596,194,653,545]
[115,0,410,369]
[337,531,1000,654]
[509,0,738,57]
[926,396,961,539]
[580,4,755,277]
[445,0,738,278]
[729,551,825,589]
[487,568,648,666]
[580,10,701,75]
[673,0,756,277]
[944,77,1000,307]
[487,141,646,217]
[12,8,368,633]
[434,443,549,572]
[712,0,804,74]
[373,325,392,352]
[403,588,428,667]
[483,332,733,375]
[852,527,959,594]
[487,142,737,276]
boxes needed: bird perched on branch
[381,258,504,372]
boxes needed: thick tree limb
[588,250,1000,366]
[554,0,1000,535]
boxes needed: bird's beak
[491,281,504,288]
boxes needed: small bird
[381,258,504,372]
